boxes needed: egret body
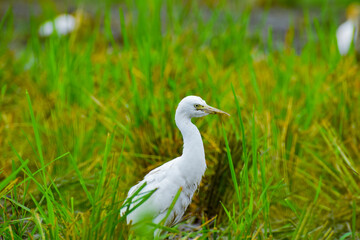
[39,14,77,37]
[336,3,360,55]
[38,10,89,37]
[121,96,229,236]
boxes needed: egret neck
[175,111,206,182]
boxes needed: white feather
[336,20,356,55]
[39,14,76,37]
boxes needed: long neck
[175,112,206,175]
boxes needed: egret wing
[121,158,178,219]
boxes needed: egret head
[346,3,360,20]
[176,96,230,119]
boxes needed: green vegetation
[1,0,359,239]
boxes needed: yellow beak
[200,105,230,116]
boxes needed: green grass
[1,0,360,239]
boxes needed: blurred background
[0,0,357,51]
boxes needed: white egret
[336,3,360,55]
[39,14,77,37]
[121,96,229,236]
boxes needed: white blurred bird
[120,96,229,236]
[336,3,360,55]
[39,14,77,37]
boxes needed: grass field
[1,0,360,239]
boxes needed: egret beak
[202,105,230,116]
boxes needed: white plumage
[336,4,360,55]
[39,14,77,37]
[121,96,229,236]
[336,20,357,55]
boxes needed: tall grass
[1,0,359,239]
